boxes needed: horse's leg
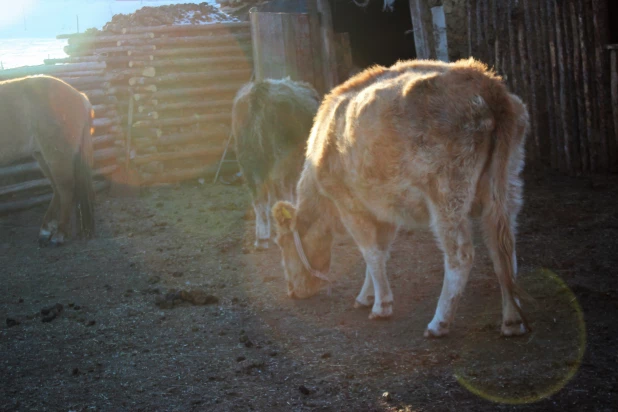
[338,210,398,319]
[35,143,75,247]
[50,181,75,246]
[33,152,59,246]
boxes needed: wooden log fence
[0,21,252,214]
[467,0,616,174]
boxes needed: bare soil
[1,170,617,412]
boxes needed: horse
[0,75,96,246]
[271,58,531,338]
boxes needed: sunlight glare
[0,0,37,28]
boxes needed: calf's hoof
[353,295,374,309]
[424,321,449,338]
[254,239,269,251]
[501,320,528,337]
[368,301,393,320]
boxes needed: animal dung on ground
[6,318,20,328]
[154,288,219,308]
[40,303,64,323]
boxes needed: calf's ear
[272,201,296,233]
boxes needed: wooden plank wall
[251,11,327,94]
[467,0,616,174]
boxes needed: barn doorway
[330,0,415,70]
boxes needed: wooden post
[566,0,585,172]
[554,0,572,173]
[610,48,618,152]
[507,0,519,91]
[576,0,594,172]
[522,0,540,164]
[409,0,432,59]
[466,0,473,57]
[561,0,579,173]
[431,6,449,62]
[125,95,134,175]
[315,0,339,91]
[591,0,610,172]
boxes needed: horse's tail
[74,98,96,238]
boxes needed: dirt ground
[1,169,617,412]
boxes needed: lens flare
[453,268,586,405]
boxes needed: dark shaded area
[608,0,618,44]
[331,0,415,69]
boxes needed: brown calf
[272,58,530,337]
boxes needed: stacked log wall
[0,21,252,214]
[60,21,252,185]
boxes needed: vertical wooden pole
[409,0,432,59]
[536,0,552,163]
[610,49,618,153]
[591,0,610,172]
[562,0,580,173]
[249,8,263,82]
[546,0,559,169]
[516,1,533,163]
[507,0,519,91]
[475,0,483,61]
[431,6,449,62]
[555,0,572,173]
[569,0,587,172]
[466,0,474,57]
[490,0,500,71]
[576,0,595,172]
[316,0,339,91]
[523,0,541,164]
[125,93,134,176]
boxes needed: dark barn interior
[331,0,416,69]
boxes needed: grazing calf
[272,59,530,337]
[231,77,320,250]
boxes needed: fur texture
[0,75,96,246]
[231,77,320,250]
[272,58,530,337]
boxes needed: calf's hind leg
[425,212,475,338]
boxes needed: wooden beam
[610,47,618,150]
[315,0,339,91]
[409,0,432,59]
[431,5,449,62]
[119,22,250,35]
